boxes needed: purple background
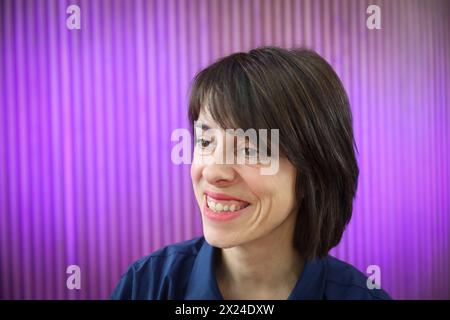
[1,0,449,299]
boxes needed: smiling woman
[110,46,391,300]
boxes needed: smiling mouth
[205,194,250,213]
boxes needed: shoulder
[110,237,205,300]
[323,255,391,300]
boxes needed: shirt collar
[185,237,327,300]
[185,238,224,299]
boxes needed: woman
[111,47,391,300]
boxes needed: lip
[203,201,250,221]
[204,190,248,202]
[202,193,250,222]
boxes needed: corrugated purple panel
[0,0,449,299]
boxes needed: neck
[215,212,303,299]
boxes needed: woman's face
[191,109,298,248]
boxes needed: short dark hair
[188,46,359,260]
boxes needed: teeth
[206,197,248,213]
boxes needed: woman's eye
[196,138,211,148]
[241,146,259,158]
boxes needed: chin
[203,228,242,249]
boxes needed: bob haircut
[188,47,359,260]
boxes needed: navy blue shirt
[110,236,391,300]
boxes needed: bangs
[188,53,266,132]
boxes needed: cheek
[254,179,294,209]
[190,163,203,192]
[236,172,281,211]
[275,165,297,206]
[247,164,296,213]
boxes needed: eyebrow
[194,122,213,131]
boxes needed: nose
[202,142,237,187]
[202,162,237,187]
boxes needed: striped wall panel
[0,0,449,299]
